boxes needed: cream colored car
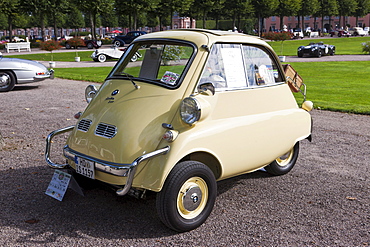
[46,29,313,232]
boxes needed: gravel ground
[0,78,369,246]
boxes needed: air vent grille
[77,119,92,132]
[95,123,117,138]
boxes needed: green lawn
[53,60,370,114]
[288,61,370,114]
[267,36,370,56]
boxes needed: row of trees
[0,0,369,39]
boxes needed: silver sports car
[0,53,54,92]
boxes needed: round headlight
[85,85,98,103]
[180,97,201,125]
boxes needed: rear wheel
[156,161,217,232]
[65,43,71,49]
[87,42,93,49]
[0,71,16,92]
[113,40,121,47]
[265,142,299,176]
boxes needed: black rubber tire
[317,49,322,58]
[98,54,107,63]
[87,42,93,49]
[265,142,299,176]
[0,71,16,92]
[156,161,217,232]
[65,43,71,49]
[297,51,303,57]
[113,40,121,47]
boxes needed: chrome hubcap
[183,187,202,211]
[0,74,10,87]
[177,177,208,219]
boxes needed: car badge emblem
[111,90,119,96]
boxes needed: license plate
[75,157,95,179]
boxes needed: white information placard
[220,47,247,88]
[45,170,71,201]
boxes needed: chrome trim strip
[64,145,170,196]
[46,126,170,196]
[63,146,130,176]
[45,126,74,169]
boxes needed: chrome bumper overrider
[45,126,170,196]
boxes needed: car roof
[134,29,271,49]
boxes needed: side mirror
[198,82,215,96]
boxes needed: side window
[242,45,283,86]
[199,43,283,91]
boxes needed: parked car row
[330,27,368,37]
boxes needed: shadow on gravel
[0,164,274,244]
[0,166,178,244]
[12,85,39,91]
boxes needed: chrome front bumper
[45,126,170,196]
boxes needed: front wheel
[65,43,71,49]
[97,54,107,63]
[156,161,217,232]
[317,49,322,58]
[265,142,299,176]
[87,43,93,49]
[0,71,16,92]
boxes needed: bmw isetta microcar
[46,29,313,232]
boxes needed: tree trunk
[40,15,45,40]
[280,15,284,31]
[90,13,96,38]
[8,16,13,42]
[53,16,58,40]
[257,14,262,37]
[203,9,206,29]
[133,12,137,30]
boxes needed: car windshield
[109,41,194,88]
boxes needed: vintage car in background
[91,47,142,62]
[297,42,335,57]
[65,38,102,49]
[350,27,367,36]
[112,31,147,47]
[46,29,313,232]
[0,53,54,92]
[330,29,351,37]
[292,28,304,39]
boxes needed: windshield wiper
[121,72,140,89]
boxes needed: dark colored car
[297,42,335,57]
[112,31,147,47]
[65,38,102,49]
